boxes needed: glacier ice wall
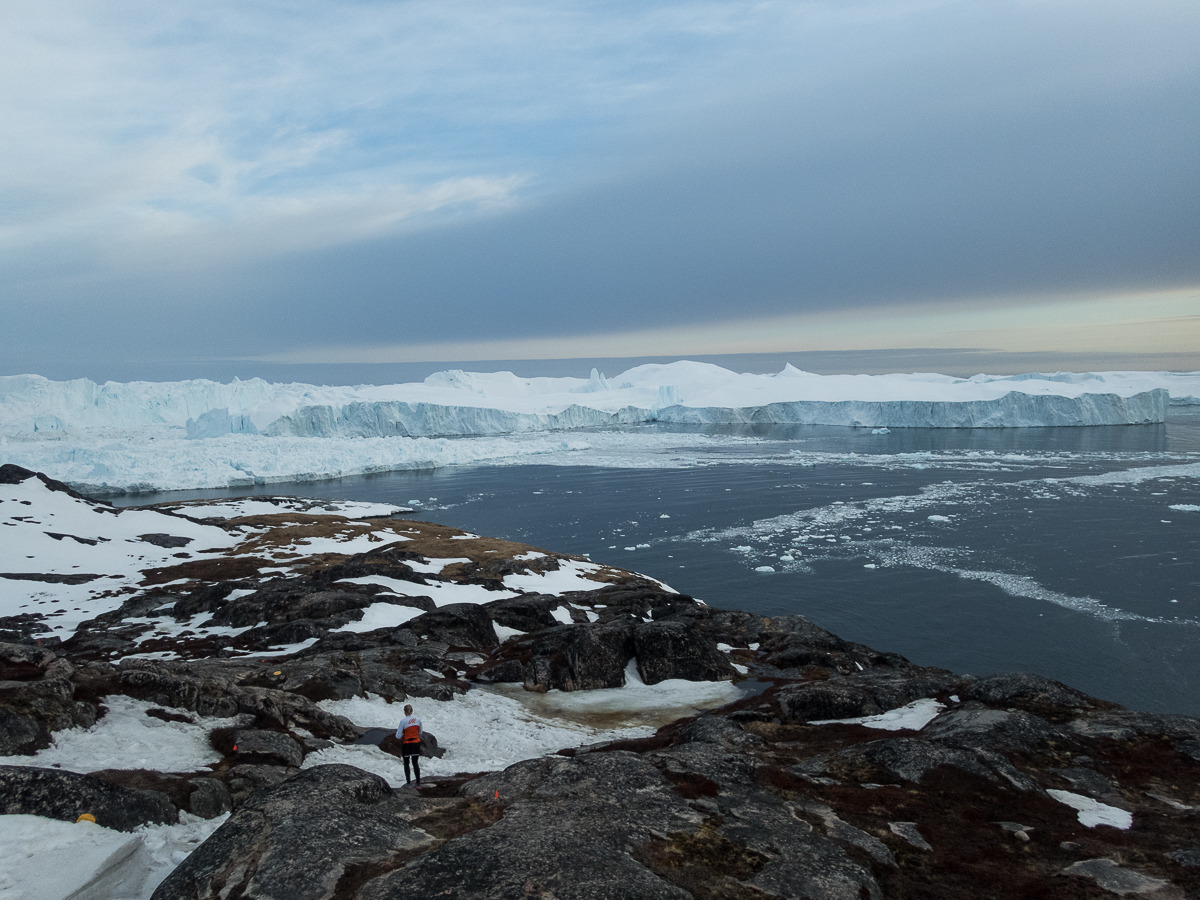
[3,364,1192,443]
[262,389,1168,437]
[655,390,1169,429]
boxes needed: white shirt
[396,714,423,741]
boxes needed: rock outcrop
[0,764,177,830]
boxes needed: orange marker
[494,789,499,799]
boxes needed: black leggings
[403,750,420,783]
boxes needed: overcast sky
[2,0,1198,380]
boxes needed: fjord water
[119,412,1200,716]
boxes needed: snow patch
[1048,790,1133,829]
[810,698,945,731]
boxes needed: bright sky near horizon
[2,0,1198,378]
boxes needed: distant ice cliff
[2,362,1192,438]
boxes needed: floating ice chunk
[927,515,951,522]
[1169,504,1200,512]
[733,545,752,552]
[1048,790,1133,829]
[871,427,890,434]
[863,563,877,569]
[779,554,794,562]
[754,565,775,573]
[659,514,671,519]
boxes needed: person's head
[404,704,413,715]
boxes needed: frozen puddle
[312,662,743,781]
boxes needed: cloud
[1,0,1198,373]
[248,287,1200,363]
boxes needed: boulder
[813,737,1037,790]
[152,765,437,900]
[0,643,93,754]
[404,603,499,651]
[189,777,233,819]
[503,623,636,692]
[922,707,1068,753]
[962,672,1101,713]
[0,764,177,831]
[1060,858,1171,895]
[563,623,636,690]
[483,594,562,632]
[778,681,881,722]
[634,621,737,685]
[226,763,299,807]
[756,615,857,670]
[231,728,305,767]
[269,657,365,702]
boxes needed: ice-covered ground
[2,362,1193,493]
[0,811,227,900]
[307,661,742,780]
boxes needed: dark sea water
[116,411,1200,716]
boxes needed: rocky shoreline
[2,464,1198,899]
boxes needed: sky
[2,0,1198,381]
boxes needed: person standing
[395,703,424,788]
